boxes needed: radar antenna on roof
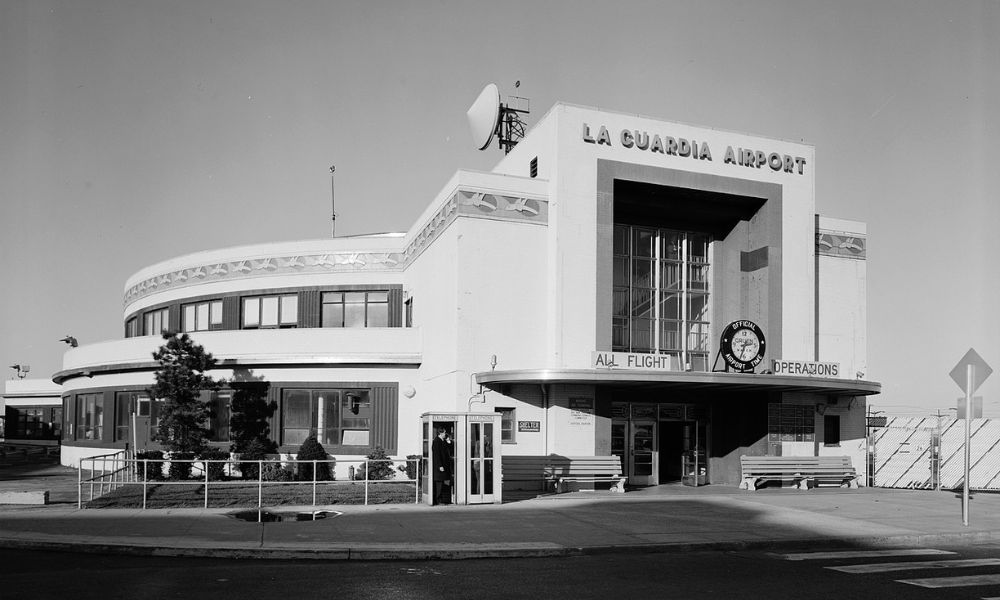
[466,82,530,154]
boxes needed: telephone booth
[420,412,502,505]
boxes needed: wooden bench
[502,455,626,494]
[739,455,859,491]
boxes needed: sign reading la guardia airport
[582,123,808,176]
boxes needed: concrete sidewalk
[2,466,1000,560]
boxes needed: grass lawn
[85,480,421,509]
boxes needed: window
[496,408,515,443]
[282,389,371,447]
[77,393,104,440]
[9,407,53,439]
[144,308,169,336]
[824,414,841,446]
[242,294,298,328]
[183,300,223,332]
[115,391,149,441]
[613,225,711,370]
[209,390,231,442]
[767,404,815,443]
[321,291,389,328]
[125,317,138,338]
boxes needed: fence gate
[873,417,1000,490]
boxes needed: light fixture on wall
[403,386,416,399]
[9,364,29,379]
[59,336,78,347]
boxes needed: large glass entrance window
[613,225,711,371]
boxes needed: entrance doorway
[612,402,710,487]
[629,419,657,485]
[658,420,693,482]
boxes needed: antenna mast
[466,81,530,155]
[329,165,336,237]
[498,81,529,154]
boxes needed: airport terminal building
[53,102,879,489]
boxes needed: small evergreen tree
[238,437,271,480]
[296,434,332,481]
[228,370,277,455]
[149,333,222,459]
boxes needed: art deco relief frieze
[124,189,548,305]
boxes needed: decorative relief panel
[124,188,548,306]
[817,231,866,260]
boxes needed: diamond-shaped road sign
[950,348,993,394]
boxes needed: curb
[3,530,1000,561]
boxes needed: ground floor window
[77,393,104,440]
[282,389,372,447]
[496,407,515,443]
[767,404,816,443]
[824,414,841,446]
[115,391,150,442]
[4,406,61,439]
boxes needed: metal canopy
[475,369,881,397]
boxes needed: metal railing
[78,455,422,512]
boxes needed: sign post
[949,349,993,527]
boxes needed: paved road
[9,543,1000,600]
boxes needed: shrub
[168,452,195,480]
[198,448,230,481]
[238,438,271,480]
[364,446,396,481]
[295,435,333,481]
[262,462,294,481]
[136,450,164,481]
[398,454,421,482]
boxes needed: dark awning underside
[475,369,881,397]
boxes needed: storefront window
[281,389,371,448]
[77,393,104,440]
[115,391,150,442]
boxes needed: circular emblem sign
[720,320,766,372]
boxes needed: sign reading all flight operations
[592,351,672,371]
[771,359,840,378]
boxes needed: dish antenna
[466,82,530,154]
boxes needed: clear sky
[1,0,997,417]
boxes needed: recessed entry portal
[595,160,785,366]
[611,402,710,487]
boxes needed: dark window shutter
[371,384,398,453]
[299,290,321,328]
[167,304,181,334]
[388,288,403,328]
[222,296,240,330]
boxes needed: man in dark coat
[432,427,452,505]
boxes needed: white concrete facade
[53,102,877,486]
